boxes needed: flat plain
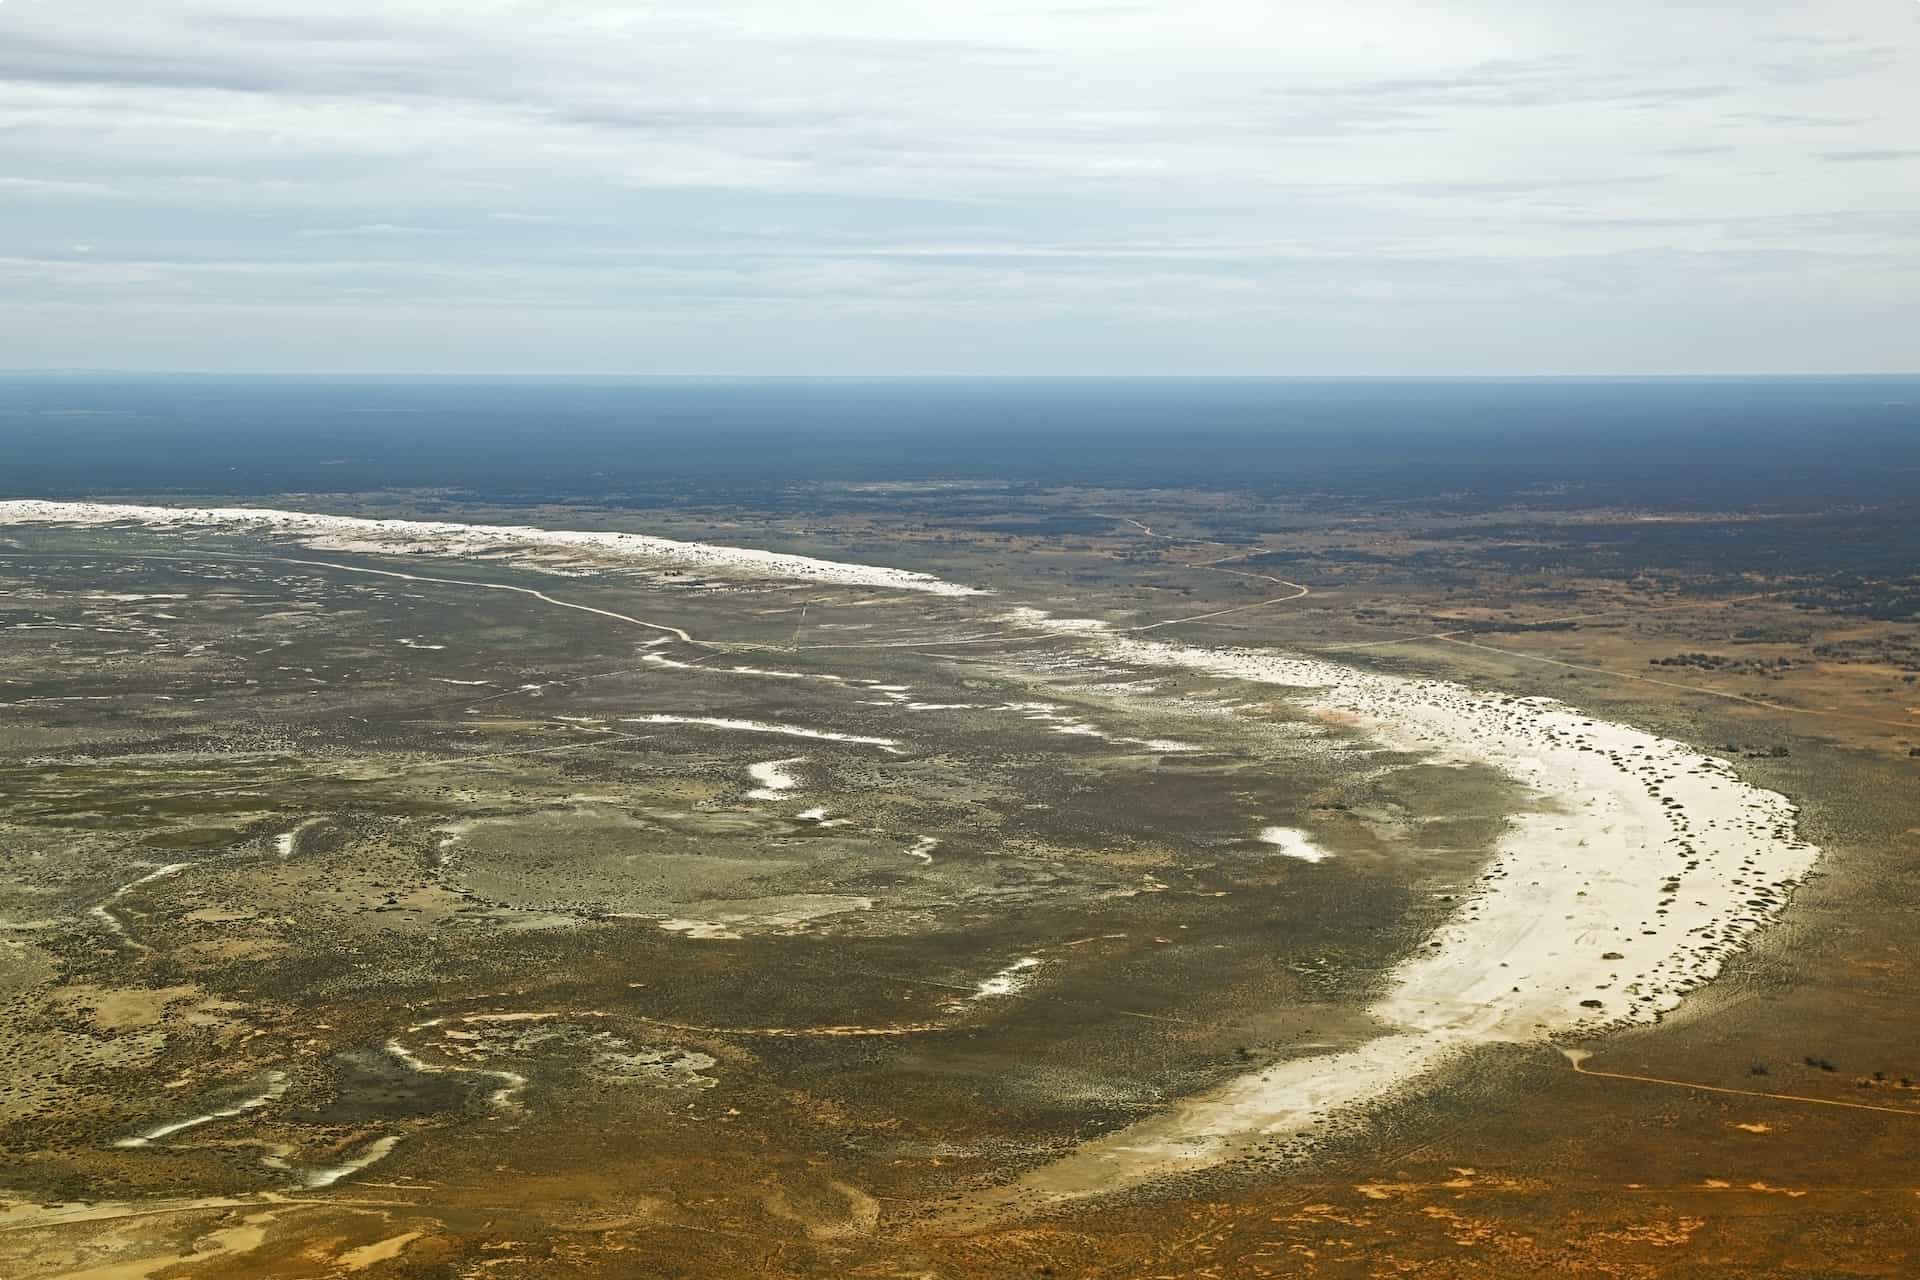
[2,475,1917,1279]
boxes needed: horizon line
[5,370,1920,382]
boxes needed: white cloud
[296,223,445,238]
[0,0,1915,371]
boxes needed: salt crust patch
[0,500,982,596]
[746,757,806,801]
[996,608,1821,1201]
[1257,827,1328,863]
[939,957,1043,1012]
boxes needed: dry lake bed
[1,494,1915,1279]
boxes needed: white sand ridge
[0,500,983,596]
[981,610,1820,1209]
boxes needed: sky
[1,1,1916,375]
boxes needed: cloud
[0,176,123,198]
[296,224,446,239]
[0,0,1915,373]
[1819,148,1920,163]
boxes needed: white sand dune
[625,714,904,753]
[985,610,1820,1208]
[0,500,982,596]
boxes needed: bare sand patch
[975,611,1820,1210]
[1257,826,1328,862]
[0,501,982,596]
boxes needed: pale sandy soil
[976,610,1820,1210]
[0,500,983,595]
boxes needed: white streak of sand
[89,862,193,951]
[114,1072,289,1149]
[1257,827,1328,863]
[987,609,1820,1207]
[643,653,848,684]
[625,715,903,753]
[996,700,1196,753]
[0,500,981,596]
[303,1135,404,1189]
[272,818,324,859]
[953,957,1042,1007]
[386,1033,527,1112]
